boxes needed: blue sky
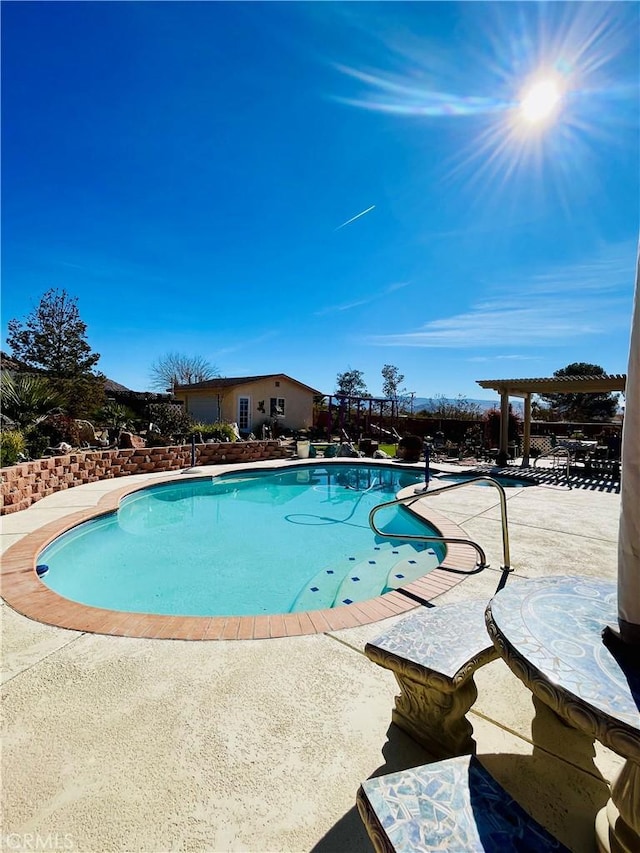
[2,1,638,399]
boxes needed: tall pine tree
[6,289,104,418]
[7,289,100,378]
[539,362,618,422]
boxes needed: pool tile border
[1,476,477,640]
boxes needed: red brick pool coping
[1,475,478,640]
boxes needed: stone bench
[364,599,498,759]
[357,755,568,852]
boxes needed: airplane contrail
[335,204,376,230]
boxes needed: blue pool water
[38,464,445,617]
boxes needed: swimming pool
[37,464,445,618]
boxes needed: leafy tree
[7,289,100,378]
[335,368,368,397]
[484,406,520,448]
[381,364,404,399]
[49,374,106,420]
[538,362,618,422]
[150,352,219,392]
[381,363,410,419]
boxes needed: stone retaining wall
[1,441,291,515]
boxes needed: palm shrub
[0,372,67,460]
[96,402,135,431]
[0,372,64,430]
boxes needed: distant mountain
[412,397,524,415]
[0,351,41,373]
[0,352,166,400]
[104,377,136,396]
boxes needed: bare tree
[420,395,482,420]
[150,353,219,392]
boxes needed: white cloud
[213,331,279,357]
[315,281,411,316]
[363,240,636,349]
[366,301,600,347]
[522,242,636,296]
[467,354,543,363]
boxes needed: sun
[519,78,563,125]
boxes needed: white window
[270,397,285,418]
[238,396,250,430]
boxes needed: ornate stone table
[486,576,640,853]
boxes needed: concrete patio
[1,462,624,852]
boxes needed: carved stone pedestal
[364,599,498,760]
[391,672,479,759]
[595,761,640,853]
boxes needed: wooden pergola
[322,394,401,440]
[476,374,627,464]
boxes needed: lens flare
[520,78,562,124]
[330,2,637,218]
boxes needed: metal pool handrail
[368,477,512,586]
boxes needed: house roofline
[174,373,324,396]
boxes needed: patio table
[485,576,640,853]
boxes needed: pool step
[384,547,440,591]
[290,543,412,613]
[331,544,422,608]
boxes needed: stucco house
[173,374,323,434]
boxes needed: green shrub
[146,433,175,448]
[190,421,238,442]
[38,413,82,446]
[147,403,193,438]
[23,427,51,460]
[484,407,520,447]
[0,430,26,467]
